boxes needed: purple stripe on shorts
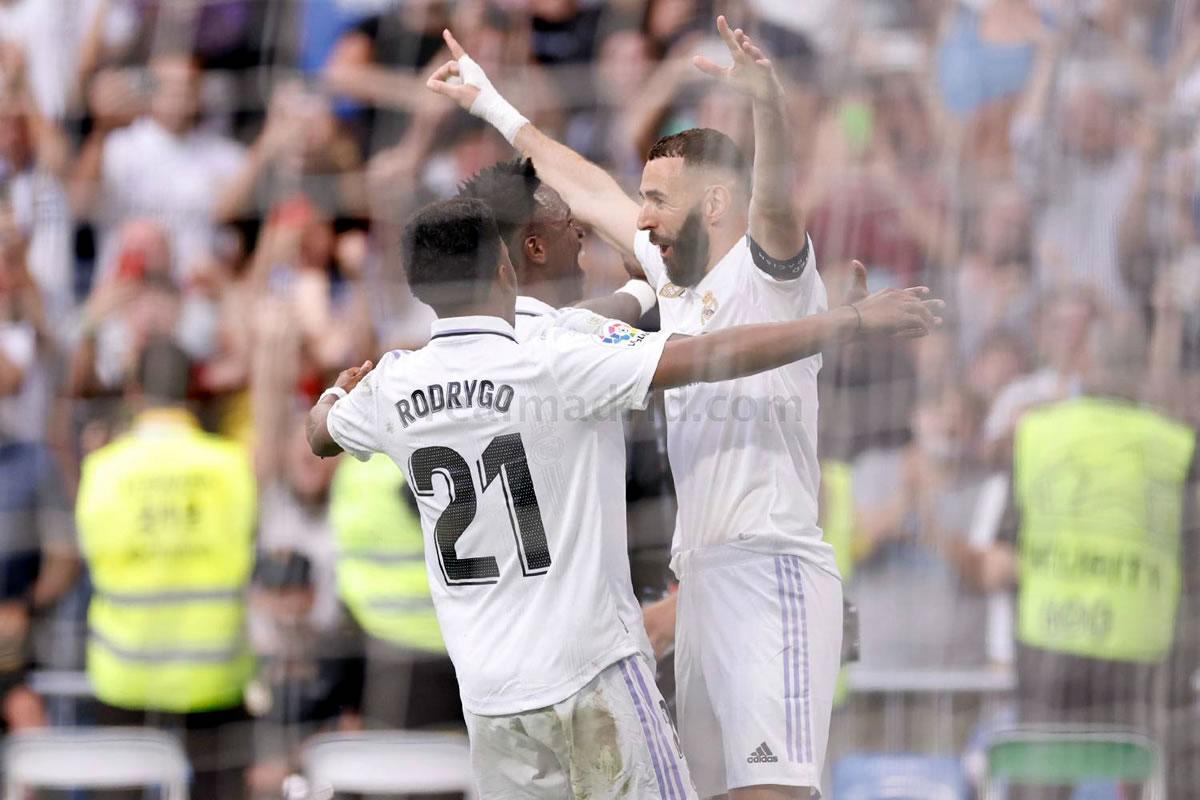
[619,658,672,799]
[630,656,687,799]
[774,556,796,762]
[788,556,814,763]
[782,556,805,763]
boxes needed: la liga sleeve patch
[597,321,651,347]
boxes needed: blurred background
[0,0,1199,797]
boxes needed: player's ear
[497,253,518,294]
[705,184,732,224]
[523,233,546,266]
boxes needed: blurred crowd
[1,0,1199,795]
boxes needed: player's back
[327,314,668,715]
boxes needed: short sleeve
[327,365,386,462]
[745,233,822,307]
[552,307,608,336]
[633,229,667,288]
[539,324,669,417]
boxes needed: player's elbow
[305,411,341,458]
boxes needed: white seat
[301,730,477,798]
[3,727,190,800]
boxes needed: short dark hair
[137,336,191,404]
[459,158,541,251]
[647,128,748,183]
[402,197,503,310]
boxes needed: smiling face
[637,156,711,287]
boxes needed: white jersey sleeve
[537,324,669,417]
[742,233,823,314]
[326,351,403,461]
[551,307,610,336]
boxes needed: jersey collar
[429,315,518,343]
[515,295,557,318]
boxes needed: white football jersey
[327,314,669,715]
[632,230,838,577]
[513,296,655,663]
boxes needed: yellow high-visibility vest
[330,454,444,653]
[820,460,854,706]
[76,410,256,712]
[1014,398,1195,663]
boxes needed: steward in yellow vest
[1006,394,1197,728]
[75,338,256,799]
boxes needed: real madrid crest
[659,283,686,299]
[701,291,719,324]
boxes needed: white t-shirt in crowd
[632,230,838,578]
[0,0,135,118]
[98,117,246,280]
[326,314,669,715]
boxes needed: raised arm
[652,287,941,390]
[694,16,803,258]
[426,31,640,256]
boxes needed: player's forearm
[749,86,804,256]
[574,292,643,325]
[652,306,859,390]
[513,125,639,254]
[326,63,429,110]
[306,398,343,458]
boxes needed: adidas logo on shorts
[747,742,779,764]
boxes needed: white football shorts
[674,544,842,797]
[465,654,698,799]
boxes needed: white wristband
[459,55,529,145]
[616,280,657,316]
[319,386,347,404]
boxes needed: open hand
[853,287,944,339]
[693,16,782,102]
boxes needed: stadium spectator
[853,383,993,669]
[804,66,953,286]
[216,82,367,226]
[68,220,184,397]
[964,328,1033,402]
[70,51,247,281]
[0,0,130,119]
[75,337,256,799]
[246,549,363,798]
[981,287,1100,462]
[0,45,74,319]
[950,183,1036,358]
[0,203,54,442]
[564,26,656,183]
[0,362,78,733]
[1010,27,1152,309]
[971,320,1199,799]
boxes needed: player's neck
[519,277,574,310]
[704,222,747,274]
[440,300,516,327]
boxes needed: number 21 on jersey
[409,433,550,586]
